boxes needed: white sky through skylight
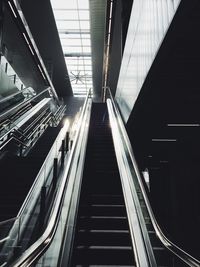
[50,0,93,97]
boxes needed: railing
[51,105,66,127]
[0,97,65,158]
[0,91,92,267]
[0,88,51,123]
[0,103,32,133]
[106,88,200,267]
[0,98,53,155]
[0,116,48,155]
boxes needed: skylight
[50,0,93,97]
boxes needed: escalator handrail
[0,98,52,148]
[0,110,52,155]
[107,89,200,267]
[107,99,154,267]
[10,91,91,267]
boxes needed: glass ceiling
[50,0,93,97]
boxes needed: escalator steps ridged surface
[70,103,135,266]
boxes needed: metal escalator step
[73,245,134,265]
[79,204,126,216]
[78,215,129,231]
[77,229,131,246]
[76,245,132,249]
[153,247,165,251]
[78,229,130,233]
[91,204,125,207]
[80,216,127,219]
[89,194,124,205]
[75,265,135,267]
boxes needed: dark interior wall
[126,0,200,258]
[107,0,133,97]
[20,0,73,97]
[1,3,47,93]
[107,0,122,96]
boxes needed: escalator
[69,103,135,266]
[2,96,199,267]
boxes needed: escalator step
[73,245,134,265]
[89,194,124,205]
[77,229,131,246]
[75,265,135,267]
[79,204,126,216]
[78,216,129,230]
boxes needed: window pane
[79,10,90,19]
[82,39,91,46]
[80,21,90,30]
[56,20,80,30]
[82,46,91,53]
[54,10,78,20]
[59,33,81,39]
[51,0,77,9]
[78,0,89,9]
[61,38,82,46]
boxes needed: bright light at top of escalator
[50,0,93,97]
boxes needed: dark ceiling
[2,3,48,94]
